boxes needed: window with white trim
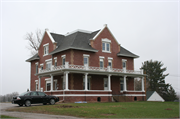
[54,57,57,66]
[99,56,104,69]
[61,55,66,65]
[108,57,113,68]
[35,62,38,74]
[102,38,111,53]
[83,54,89,66]
[40,63,43,70]
[120,78,124,91]
[104,78,108,90]
[54,80,57,90]
[43,43,49,56]
[45,79,51,91]
[122,59,127,69]
[46,59,52,70]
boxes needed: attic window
[102,38,111,53]
[43,43,49,56]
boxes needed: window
[102,42,105,51]
[38,92,45,96]
[36,65,38,73]
[54,80,57,90]
[35,62,38,74]
[104,78,108,90]
[31,92,38,96]
[122,59,127,69]
[43,43,49,56]
[100,60,103,69]
[47,83,51,91]
[84,57,88,65]
[54,57,57,66]
[61,55,66,65]
[99,56,104,69]
[46,61,52,70]
[120,78,127,91]
[102,38,111,53]
[83,54,90,66]
[108,57,113,68]
[120,78,124,91]
[40,63,43,70]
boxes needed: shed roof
[117,46,139,58]
[26,54,40,62]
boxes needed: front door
[104,78,108,90]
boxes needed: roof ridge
[70,31,79,47]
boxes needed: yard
[7,102,179,118]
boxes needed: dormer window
[43,43,49,56]
[102,38,111,53]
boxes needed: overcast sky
[0,0,179,95]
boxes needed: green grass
[7,102,179,118]
[0,115,19,118]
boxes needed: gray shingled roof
[26,53,40,62]
[26,28,139,62]
[49,30,100,55]
[117,46,139,58]
[146,91,155,100]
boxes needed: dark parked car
[12,91,59,107]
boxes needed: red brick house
[26,24,146,102]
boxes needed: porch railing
[39,62,143,74]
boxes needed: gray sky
[0,0,179,95]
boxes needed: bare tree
[0,92,19,102]
[25,29,43,56]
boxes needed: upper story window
[99,56,104,69]
[83,54,90,66]
[45,59,52,70]
[35,62,38,74]
[43,43,49,56]
[122,59,127,69]
[54,57,57,66]
[102,38,111,53]
[40,63,43,70]
[61,55,66,65]
[108,57,113,68]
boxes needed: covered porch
[36,62,146,102]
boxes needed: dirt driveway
[0,103,83,119]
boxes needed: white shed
[146,91,165,102]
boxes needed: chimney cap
[45,28,49,31]
[104,24,107,27]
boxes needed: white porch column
[108,74,111,91]
[65,71,69,90]
[123,75,127,91]
[85,73,88,90]
[50,74,53,91]
[38,76,41,91]
[142,77,145,91]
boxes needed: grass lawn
[7,102,179,118]
[0,115,19,118]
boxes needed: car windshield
[19,92,30,96]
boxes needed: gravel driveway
[0,103,83,119]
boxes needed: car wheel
[18,104,23,106]
[25,100,31,107]
[43,103,47,105]
[50,99,55,105]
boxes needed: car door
[37,92,48,103]
[30,92,39,103]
